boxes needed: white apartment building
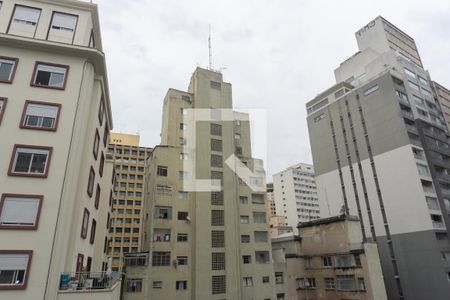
[273,163,320,230]
[0,0,119,299]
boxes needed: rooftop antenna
[208,25,213,70]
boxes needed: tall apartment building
[107,133,152,271]
[266,182,277,216]
[307,16,450,300]
[123,67,275,300]
[0,0,119,299]
[434,82,450,130]
[271,215,387,300]
[273,163,320,230]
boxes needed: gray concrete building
[306,16,450,300]
[123,67,275,300]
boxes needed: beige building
[123,67,275,299]
[269,215,293,239]
[272,215,387,300]
[0,0,120,299]
[107,133,152,271]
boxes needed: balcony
[402,110,414,121]
[58,272,121,300]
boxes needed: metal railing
[59,271,120,291]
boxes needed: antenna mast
[208,25,212,70]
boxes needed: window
[0,194,42,229]
[211,230,225,247]
[262,276,270,283]
[304,257,313,268]
[0,98,6,125]
[404,68,416,79]
[32,62,68,89]
[126,279,142,293]
[334,254,353,268]
[242,255,251,264]
[99,152,105,177]
[211,192,223,205]
[323,256,333,267]
[87,167,95,197]
[89,29,96,48]
[81,208,89,239]
[177,233,188,242]
[296,278,305,289]
[210,81,221,89]
[103,124,109,147]
[275,272,283,284]
[50,12,77,32]
[178,191,188,200]
[252,194,265,204]
[177,211,189,220]
[418,76,428,87]
[152,252,171,266]
[176,256,188,266]
[408,81,420,92]
[234,133,241,140]
[0,251,32,289]
[241,235,250,243]
[98,97,105,125]
[0,56,18,83]
[89,219,96,244]
[176,280,187,290]
[253,212,266,223]
[180,108,187,115]
[94,184,100,209]
[9,145,52,177]
[211,139,222,151]
[93,129,100,159]
[157,166,168,176]
[212,275,226,294]
[254,231,268,242]
[210,123,222,136]
[240,215,249,224]
[324,277,335,289]
[243,277,253,287]
[154,206,172,219]
[20,101,61,131]
[255,251,270,264]
[180,153,189,160]
[307,278,316,289]
[212,252,225,270]
[181,95,191,102]
[211,210,224,226]
[358,277,366,291]
[336,275,356,291]
[363,84,379,96]
[239,196,248,204]
[152,281,162,289]
[211,154,223,167]
[11,5,40,25]
[313,113,325,122]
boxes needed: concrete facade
[273,163,320,231]
[123,68,275,300]
[307,16,450,300]
[107,133,152,271]
[0,0,117,299]
[271,215,387,300]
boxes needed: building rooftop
[297,214,359,228]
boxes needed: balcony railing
[59,271,121,292]
[432,221,446,230]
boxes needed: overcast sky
[94,0,450,178]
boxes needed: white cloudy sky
[94,0,450,177]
